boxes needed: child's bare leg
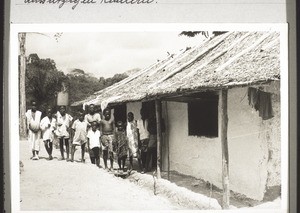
[44,140,49,155]
[81,144,86,162]
[122,156,126,171]
[96,157,100,167]
[65,139,70,160]
[49,142,53,159]
[109,153,113,170]
[103,150,108,169]
[129,156,133,170]
[138,158,142,171]
[59,138,65,159]
[71,145,76,162]
[118,158,122,169]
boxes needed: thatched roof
[72,31,280,108]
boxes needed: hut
[72,31,281,203]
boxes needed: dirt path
[19,140,182,211]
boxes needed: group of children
[26,101,156,173]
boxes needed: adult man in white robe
[25,101,42,160]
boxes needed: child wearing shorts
[100,108,115,171]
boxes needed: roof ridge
[183,32,251,79]
[147,31,233,89]
[215,32,271,73]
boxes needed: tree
[67,69,129,105]
[18,32,62,138]
[25,54,68,112]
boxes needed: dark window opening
[113,104,127,124]
[142,101,155,119]
[188,92,218,137]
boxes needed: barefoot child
[87,121,101,167]
[70,111,88,162]
[100,108,115,171]
[115,121,128,173]
[40,107,56,160]
[55,106,73,161]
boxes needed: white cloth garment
[55,111,73,138]
[87,129,101,149]
[127,121,138,157]
[137,119,149,140]
[40,116,56,142]
[25,109,42,151]
[72,119,88,145]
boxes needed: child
[40,107,56,160]
[55,105,73,161]
[100,108,115,171]
[71,111,88,163]
[126,112,138,171]
[85,104,101,130]
[115,121,128,173]
[87,121,101,167]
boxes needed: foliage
[25,53,131,110]
[179,31,227,38]
[25,53,68,111]
[67,70,128,104]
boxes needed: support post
[155,99,162,179]
[221,89,230,209]
[165,101,170,180]
[19,33,27,139]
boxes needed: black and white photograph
[10,24,288,212]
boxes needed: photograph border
[9,23,288,213]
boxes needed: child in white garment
[70,111,88,162]
[40,107,56,160]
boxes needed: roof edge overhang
[101,79,279,107]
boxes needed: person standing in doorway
[55,105,73,161]
[146,113,157,172]
[40,107,56,160]
[126,112,138,171]
[25,100,42,160]
[136,107,150,173]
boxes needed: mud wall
[166,84,280,200]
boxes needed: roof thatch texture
[72,31,280,108]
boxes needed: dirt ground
[19,139,280,211]
[19,140,182,211]
[160,170,281,208]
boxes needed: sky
[25,32,206,78]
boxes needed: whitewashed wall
[166,83,280,201]
[126,102,142,121]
